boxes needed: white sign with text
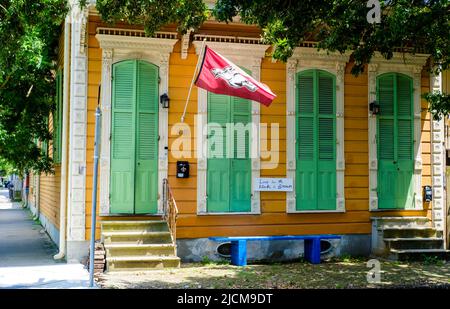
[254,178,293,192]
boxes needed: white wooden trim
[96,32,177,215]
[367,52,429,211]
[66,6,88,241]
[193,40,269,215]
[430,72,445,230]
[286,47,349,213]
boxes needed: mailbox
[177,161,189,178]
[424,185,432,202]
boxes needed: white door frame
[95,28,177,215]
[286,47,350,213]
[368,52,429,211]
[193,36,269,215]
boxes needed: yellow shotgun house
[27,1,449,269]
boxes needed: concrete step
[104,243,176,257]
[382,227,441,239]
[372,216,431,229]
[101,220,168,232]
[102,231,173,244]
[389,249,450,261]
[106,255,181,271]
[384,237,444,250]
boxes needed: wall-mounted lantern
[160,93,170,109]
[369,101,380,115]
[424,185,432,202]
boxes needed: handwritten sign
[254,178,293,192]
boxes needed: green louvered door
[110,60,159,214]
[207,93,251,212]
[111,61,136,213]
[377,73,414,209]
[296,70,336,210]
[207,93,230,212]
[135,61,159,214]
[230,96,251,212]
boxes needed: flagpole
[181,38,207,123]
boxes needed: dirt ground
[96,257,450,289]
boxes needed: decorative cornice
[370,52,429,69]
[95,33,178,54]
[291,47,351,64]
[192,40,270,65]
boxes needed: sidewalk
[0,188,93,288]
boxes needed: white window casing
[368,52,429,211]
[95,28,178,215]
[193,37,270,215]
[286,47,350,213]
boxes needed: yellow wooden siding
[85,18,434,239]
[35,25,65,229]
[39,166,61,228]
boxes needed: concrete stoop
[101,220,180,272]
[372,217,449,261]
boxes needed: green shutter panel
[53,71,63,163]
[317,72,336,210]
[207,93,230,212]
[230,96,251,212]
[395,74,414,209]
[296,71,317,210]
[53,73,60,163]
[110,60,136,214]
[377,74,396,209]
[134,61,159,214]
[377,73,414,209]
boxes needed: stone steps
[102,231,173,244]
[101,220,168,232]
[384,237,444,250]
[104,243,176,257]
[389,249,450,261]
[101,220,179,272]
[382,227,442,239]
[107,255,181,271]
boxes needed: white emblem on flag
[211,66,257,92]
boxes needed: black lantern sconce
[424,185,433,202]
[369,101,380,115]
[160,93,170,109]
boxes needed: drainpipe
[54,17,70,260]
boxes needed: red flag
[194,46,276,106]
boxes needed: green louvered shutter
[377,74,396,209]
[53,71,62,163]
[377,73,414,209]
[134,61,159,214]
[110,60,136,214]
[395,74,414,208]
[317,71,336,209]
[296,70,336,210]
[207,93,230,212]
[230,96,251,212]
[296,71,317,210]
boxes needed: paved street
[0,188,93,288]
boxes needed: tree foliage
[95,0,209,35]
[213,0,449,75]
[0,0,67,173]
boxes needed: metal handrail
[163,178,179,252]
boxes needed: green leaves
[95,0,208,35]
[0,0,67,173]
[213,0,450,76]
[424,92,450,120]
